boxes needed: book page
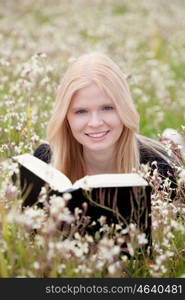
[74,173,148,189]
[13,154,72,191]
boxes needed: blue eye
[102,106,114,111]
[75,109,87,114]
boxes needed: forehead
[69,83,113,108]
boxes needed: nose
[88,112,103,127]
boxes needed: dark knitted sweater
[19,142,177,207]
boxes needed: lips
[85,131,109,138]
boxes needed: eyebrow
[71,102,114,111]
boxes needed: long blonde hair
[47,52,172,183]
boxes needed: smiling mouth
[85,131,109,138]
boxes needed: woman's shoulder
[139,141,165,165]
[137,135,180,200]
[138,136,178,177]
[138,135,177,165]
[33,142,52,163]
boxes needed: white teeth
[87,132,107,138]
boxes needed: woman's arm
[139,143,178,200]
[19,143,52,207]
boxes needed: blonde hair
[47,52,172,183]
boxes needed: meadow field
[0,0,185,278]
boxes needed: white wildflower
[98,216,106,225]
[33,262,40,270]
[127,243,134,257]
[85,234,94,243]
[63,192,72,201]
[108,261,120,274]
[57,264,66,274]
[74,232,81,240]
[59,207,74,224]
[137,233,148,245]
[74,265,91,274]
[178,169,185,185]
[156,254,166,265]
[121,255,128,262]
[97,237,120,262]
[121,227,129,234]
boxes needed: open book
[12,153,148,192]
[12,153,152,251]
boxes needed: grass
[0,0,185,278]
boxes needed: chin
[87,144,111,152]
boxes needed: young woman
[21,52,181,207]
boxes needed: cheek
[67,116,86,132]
[106,114,123,128]
[112,118,124,136]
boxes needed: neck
[83,148,117,175]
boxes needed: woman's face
[67,83,123,154]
